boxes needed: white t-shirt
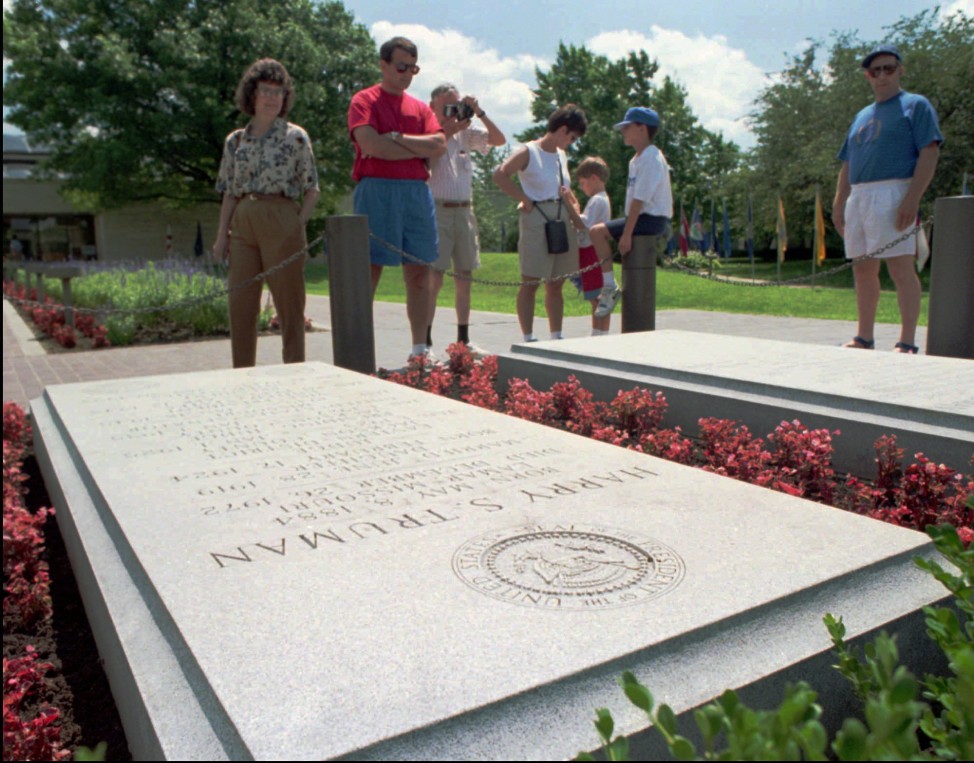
[626,145,673,218]
[578,191,611,247]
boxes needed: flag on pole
[709,200,718,254]
[689,205,703,252]
[194,222,204,257]
[679,203,689,256]
[813,189,826,266]
[722,199,732,259]
[746,195,754,265]
[776,195,787,263]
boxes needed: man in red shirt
[348,37,446,362]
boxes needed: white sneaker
[594,285,622,318]
[408,347,440,366]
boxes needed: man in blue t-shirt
[832,44,942,354]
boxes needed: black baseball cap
[862,44,902,68]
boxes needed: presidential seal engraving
[452,524,685,610]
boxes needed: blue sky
[343,0,971,148]
[4,0,971,148]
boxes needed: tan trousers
[228,197,306,368]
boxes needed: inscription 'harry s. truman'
[207,466,661,568]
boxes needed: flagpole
[812,188,818,289]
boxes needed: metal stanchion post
[926,196,974,359]
[620,235,657,333]
[325,215,376,374]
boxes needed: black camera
[444,102,475,120]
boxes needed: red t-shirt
[348,84,442,181]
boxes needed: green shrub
[578,524,973,761]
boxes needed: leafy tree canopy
[746,7,972,251]
[3,0,377,212]
[519,43,740,218]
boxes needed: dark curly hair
[235,58,295,118]
[547,104,588,137]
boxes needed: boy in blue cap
[587,107,673,318]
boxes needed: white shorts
[844,178,916,260]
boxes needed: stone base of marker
[498,330,973,479]
[32,363,949,759]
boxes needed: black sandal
[893,342,919,354]
[843,336,875,349]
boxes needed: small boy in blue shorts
[562,156,614,335]
[588,107,673,318]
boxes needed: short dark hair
[547,104,588,136]
[576,156,609,182]
[380,37,418,62]
[235,58,294,118]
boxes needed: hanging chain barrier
[3,215,933,320]
[660,217,932,288]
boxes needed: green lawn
[305,254,929,325]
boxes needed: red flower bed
[3,402,71,761]
[380,345,973,541]
[2,280,111,349]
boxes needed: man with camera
[426,84,506,358]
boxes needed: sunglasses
[393,62,420,74]
[867,63,899,77]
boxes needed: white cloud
[942,0,973,17]
[587,27,768,148]
[370,21,544,143]
[368,20,769,150]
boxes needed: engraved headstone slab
[31,362,947,760]
[498,330,974,476]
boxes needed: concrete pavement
[3,293,927,411]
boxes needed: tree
[2,0,377,213]
[520,43,740,229]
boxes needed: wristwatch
[476,110,486,119]
[390,131,402,142]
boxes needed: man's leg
[545,280,564,335]
[517,279,540,337]
[403,262,432,346]
[370,264,383,295]
[454,271,472,326]
[851,257,882,344]
[884,255,921,348]
[429,268,445,343]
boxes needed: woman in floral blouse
[214,58,319,368]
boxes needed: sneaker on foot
[594,285,621,318]
[408,347,439,365]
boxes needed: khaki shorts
[518,200,579,280]
[433,202,481,271]
[844,178,916,260]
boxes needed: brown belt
[436,200,471,208]
[238,192,290,202]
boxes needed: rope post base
[326,215,376,374]
[620,235,658,334]
[927,196,974,359]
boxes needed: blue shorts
[606,213,669,240]
[353,178,438,267]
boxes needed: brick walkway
[3,294,926,411]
